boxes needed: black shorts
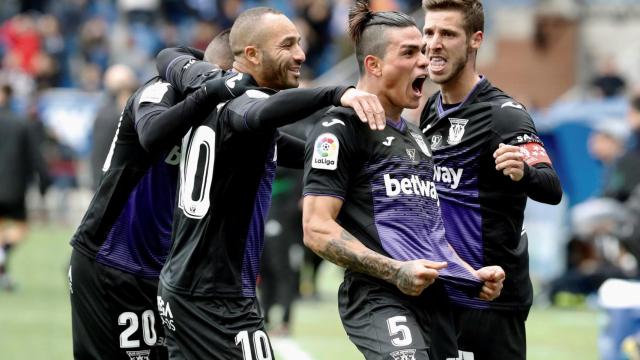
[338,273,458,360]
[157,283,274,360]
[452,305,528,360]
[0,200,26,221]
[69,249,168,360]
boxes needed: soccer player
[420,1,563,359]
[156,7,386,360]
[68,36,253,359]
[302,2,505,359]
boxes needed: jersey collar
[386,117,407,134]
[436,76,489,119]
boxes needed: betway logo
[383,174,438,199]
[433,166,463,189]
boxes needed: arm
[156,47,223,96]
[231,87,385,132]
[302,195,446,296]
[137,74,255,153]
[276,131,305,169]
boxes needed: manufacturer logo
[501,101,524,110]
[390,349,416,360]
[431,135,443,150]
[322,118,345,127]
[225,73,243,89]
[383,174,438,199]
[382,136,395,146]
[312,133,339,170]
[410,132,431,156]
[447,118,468,145]
[433,166,463,190]
[126,350,150,360]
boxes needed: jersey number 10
[178,126,216,219]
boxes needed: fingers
[350,100,370,129]
[368,96,385,130]
[342,89,385,130]
[421,260,448,270]
[493,143,520,158]
[494,150,523,167]
[495,159,523,171]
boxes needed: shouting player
[302,1,505,359]
[420,1,562,359]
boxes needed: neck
[233,59,264,87]
[439,65,481,105]
[357,77,403,122]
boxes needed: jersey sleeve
[303,114,359,200]
[276,131,305,169]
[491,100,552,166]
[224,86,349,133]
[156,47,224,96]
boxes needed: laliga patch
[312,133,339,170]
[139,82,170,104]
[519,142,551,166]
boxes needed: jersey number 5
[178,126,216,219]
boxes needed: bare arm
[302,195,446,296]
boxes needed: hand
[204,72,256,100]
[475,265,505,301]
[339,88,386,130]
[494,143,525,181]
[394,260,447,296]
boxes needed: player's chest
[422,107,492,156]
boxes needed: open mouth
[429,56,447,73]
[412,75,427,96]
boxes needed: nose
[293,44,306,63]
[425,33,443,51]
[417,52,428,69]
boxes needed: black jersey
[303,107,481,290]
[420,78,555,311]
[71,77,181,278]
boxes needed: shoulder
[485,91,535,132]
[137,78,177,105]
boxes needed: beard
[261,51,298,90]
[430,48,470,85]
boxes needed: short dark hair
[205,29,233,70]
[348,0,419,75]
[422,0,484,37]
[229,7,282,57]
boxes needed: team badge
[431,135,443,150]
[126,350,150,360]
[447,118,469,145]
[410,132,431,156]
[406,148,416,161]
[390,349,416,360]
[312,133,339,170]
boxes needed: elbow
[302,218,324,255]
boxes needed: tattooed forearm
[316,229,399,283]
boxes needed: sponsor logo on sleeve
[312,133,339,170]
[501,101,524,110]
[447,118,469,145]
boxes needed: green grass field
[0,223,600,359]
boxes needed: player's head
[422,0,484,85]
[205,29,233,71]
[230,7,305,90]
[349,0,427,111]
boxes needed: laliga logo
[316,136,336,157]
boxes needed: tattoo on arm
[317,229,399,283]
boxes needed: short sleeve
[492,100,552,166]
[303,114,359,200]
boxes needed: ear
[469,30,483,51]
[244,45,261,65]
[364,54,382,77]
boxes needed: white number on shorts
[178,126,216,219]
[235,330,273,360]
[118,311,158,348]
[387,316,413,347]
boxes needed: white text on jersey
[433,166,463,189]
[383,174,438,200]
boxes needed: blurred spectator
[260,168,305,337]
[588,119,628,193]
[603,95,640,202]
[90,64,137,189]
[591,56,627,99]
[0,84,50,291]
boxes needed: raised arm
[302,195,446,296]
[156,47,224,96]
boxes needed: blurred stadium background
[1,0,640,359]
